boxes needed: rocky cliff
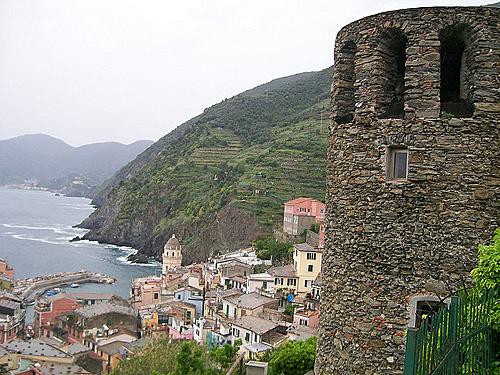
[80,67,332,264]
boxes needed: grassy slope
[82,67,331,262]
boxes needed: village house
[173,286,204,318]
[3,338,73,365]
[0,259,14,280]
[218,259,254,281]
[293,243,322,296]
[246,273,274,295]
[307,273,322,311]
[166,301,196,340]
[0,275,13,292]
[221,292,277,320]
[282,197,325,236]
[64,303,136,347]
[105,337,151,372]
[231,315,288,357]
[183,264,204,289]
[268,265,298,295]
[95,334,136,374]
[206,320,233,348]
[293,308,320,329]
[204,289,243,320]
[34,293,80,339]
[137,306,170,337]
[214,248,271,268]
[131,276,163,310]
[1,337,98,374]
[192,317,215,345]
[0,260,14,292]
[34,292,127,340]
[17,362,91,375]
[0,292,25,344]
[225,275,247,291]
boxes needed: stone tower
[162,234,182,274]
[317,6,499,374]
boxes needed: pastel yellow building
[293,243,322,296]
[162,234,182,274]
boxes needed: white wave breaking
[11,234,63,245]
[2,223,75,235]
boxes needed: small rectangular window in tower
[387,147,408,181]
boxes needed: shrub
[268,337,317,375]
[471,228,500,330]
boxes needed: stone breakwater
[13,271,115,302]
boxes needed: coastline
[0,188,161,299]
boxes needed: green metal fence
[404,288,499,375]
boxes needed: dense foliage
[209,339,241,370]
[471,229,500,373]
[110,339,240,375]
[253,237,293,263]
[471,229,500,330]
[83,68,331,262]
[267,337,317,375]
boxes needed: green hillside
[81,67,331,263]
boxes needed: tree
[210,340,241,370]
[253,237,293,263]
[111,339,223,375]
[110,339,181,375]
[283,304,297,316]
[310,223,320,234]
[268,337,317,375]
[175,341,206,375]
[471,229,500,373]
[471,228,500,330]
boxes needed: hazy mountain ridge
[0,134,153,197]
[80,67,332,263]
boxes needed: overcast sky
[0,0,491,146]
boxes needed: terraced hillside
[80,67,331,263]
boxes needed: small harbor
[13,270,115,303]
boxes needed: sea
[0,188,161,322]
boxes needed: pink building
[34,294,80,338]
[293,309,320,329]
[316,217,325,249]
[131,276,162,309]
[0,259,14,279]
[168,324,194,341]
[283,198,326,236]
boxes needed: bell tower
[162,234,182,274]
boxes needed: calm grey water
[0,188,161,301]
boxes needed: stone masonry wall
[317,6,499,374]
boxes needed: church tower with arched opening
[162,234,182,274]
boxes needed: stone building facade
[317,6,499,374]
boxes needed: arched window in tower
[377,28,407,119]
[439,24,474,118]
[333,41,357,124]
